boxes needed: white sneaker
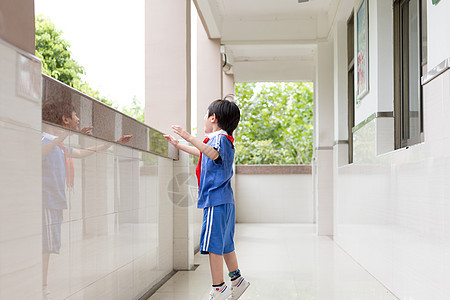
[229,277,250,300]
[209,284,232,300]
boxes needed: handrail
[42,74,178,160]
[235,164,312,174]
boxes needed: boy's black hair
[207,95,240,136]
[42,101,75,125]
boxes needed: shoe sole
[232,282,250,300]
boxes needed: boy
[41,101,132,299]
[164,98,250,300]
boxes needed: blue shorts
[42,208,63,254]
[200,203,235,255]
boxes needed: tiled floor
[149,224,398,300]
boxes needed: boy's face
[204,110,216,134]
[63,111,80,131]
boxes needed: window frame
[347,12,355,163]
[393,0,426,149]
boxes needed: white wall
[196,16,221,138]
[172,142,203,270]
[315,40,335,235]
[331,1,450,298]
[335,70,450,297]
[39,125,175,300]
[235,174,313,223]
[427,1,450,69]
[0,38,180,299]
[352,0,394,126]
[145,0,191,134]
[0,39,42,299]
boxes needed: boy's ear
[61,115,70,125]
[210,113,217,123]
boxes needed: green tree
[121,96,145,122]
[235,82,313,165]
[35,15,144,119]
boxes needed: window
[394,0,427,148]
[347,13,355,163]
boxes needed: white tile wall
[117,262,135,300]
[0,122,42,241]
[170,141,201,271]
[0,41,42,299]
[334,69,450,299]
[376,117,395,155]
[39,130,177,299]
[1,96,176,300]
[157,156,174,279]
[235,174,313,223]
[133,250,159,299]
[0,34,204,300]
[46,221,70,298]
[0,43,41,130]
[317,149,334,235]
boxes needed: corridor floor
[148,224,398,299]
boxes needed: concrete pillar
[145,0,191,135]
[314,41,334,236]
[332,22,349,237]
[0,0,35,54]
[172,141,195,271]
[196,17,221,139]
[222,73,235,98]
[333,22,349,162]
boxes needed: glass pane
[408,0,421,144]
[421,0,427,71]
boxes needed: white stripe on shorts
[44,208,54,251]
[205,207,214,251]
[203,207,214,252]
[203,207,211,252]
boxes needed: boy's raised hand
[164,134,179,147]
[80,126,94,135]
[171,125,192,142]
[117,135,133,144]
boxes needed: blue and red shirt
[42,133,72,209]
[196,129,235,209]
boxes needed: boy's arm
[171,125,219,160]
[71,135,133,158]
[42,135,67,157]
[164,134,200,157]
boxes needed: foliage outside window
[35,15,144,122]
[234,82,313,165]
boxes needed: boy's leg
[42,253,50,286]
[224,251,250,299]
[223,251,239,276]
[209,252,224,285]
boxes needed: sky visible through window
[35,0,145,109]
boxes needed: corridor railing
[40,75,181,299]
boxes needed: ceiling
[194,0,340,82]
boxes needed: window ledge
[235,165,312,175]
[421,58,450,85]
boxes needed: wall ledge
[421,57,450,85]
[235,164,312,175]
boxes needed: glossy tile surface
[149,224,397,300]
[335,69,450,299]
[41,75,176,159]
[173,144,198,270]
[0,40,42,299]
[235,174,313,223]
[39,123,175,299]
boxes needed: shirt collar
[42,132,58,140]
[206,129,228,139]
